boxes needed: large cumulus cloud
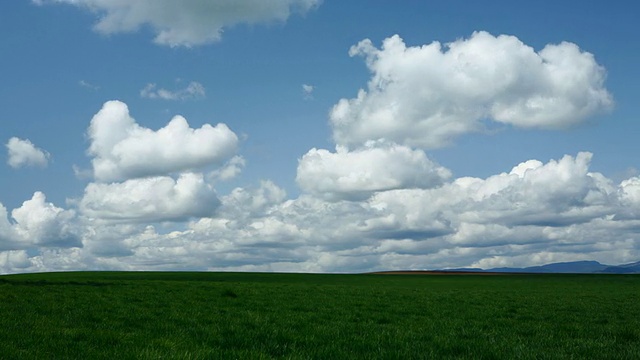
[296,141,451,201]
[35,0,321,47]
[331,31,613,149]
[0,192,80,250]
[88,100,238,182]
[80,173,220,222]
[79,101,236,224]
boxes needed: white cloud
[454,152,616,227]
[81,223,141,257]
[331,32,613,149]
[7,149,640,274]
[36,0,321,47]
[79,173,220,223]
[302,84,314,99]
[79,80,100,90]
[0,152,613,273]
[296,140,451,201]
[208,155,246,182]
[0,251,32,274]
[223,152,623,269]
[140,81,205,101]
[12,192,81,247]
[0,204,18,248]
[28,248,93,273]
[6,137,50,168]
[88,100,238,182]
[0,192,80,249]
[219,180,287,222]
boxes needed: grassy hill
[0,271,639,359]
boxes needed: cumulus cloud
[87,100,238,182]
[296,141,451,201]
[79,173,220,222]
[140,81,205,101]
[0,205,18,248]
[361,152,613,236]
[7,150,640,274]
[81,223,141,257]
[209,155,246,182]
[35,0,321,47]
[203,152,635,271]
[0,192,80,249]
[0,251,32,274]
[331,31,613,148]
[12,192,81,247]
[6,137,50,168]
[219,180,287,221]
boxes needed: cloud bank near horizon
[2,31,635,274]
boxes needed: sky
[1,0,640,273]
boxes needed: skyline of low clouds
[1,1,638,274]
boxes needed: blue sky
[1,0,639,273]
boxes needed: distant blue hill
[600,261,640,274]
[447,260,640,274]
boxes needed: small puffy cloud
[6,192,81,247]
[140,81,205,101]
[209,156,246,182]
[88,100,238,182]
[36,0,321,47]
[79,173,220,222]
[78,80,99,91]
[619,177,640,204]
[296,141,451,201]
[6,137,50,168]
[302,84,314,99]
[331,32,613,149]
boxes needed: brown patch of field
[368,270,516,275]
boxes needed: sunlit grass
[0,272,638,359]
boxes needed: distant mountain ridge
[448,260,640,274]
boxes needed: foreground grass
[0,272,638,359]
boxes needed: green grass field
[0,272,638,359]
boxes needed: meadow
[0,271,638,359]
